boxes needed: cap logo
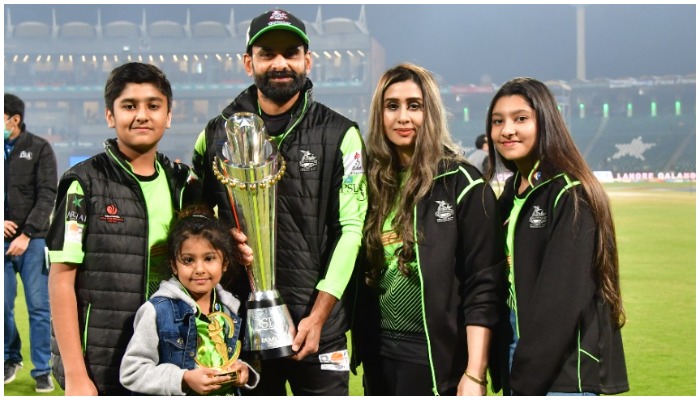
[247,9,309,48]
[269,10,289,23]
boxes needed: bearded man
[192,9,367,396]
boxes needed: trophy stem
[248,168,268,290]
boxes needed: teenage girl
[485,77,629,395]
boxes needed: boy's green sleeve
[48,180,87,265]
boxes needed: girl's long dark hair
[364,63,465,285]
[485,77,625,327]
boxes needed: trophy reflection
[212,112,295,360]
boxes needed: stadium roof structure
[4,6,371,54]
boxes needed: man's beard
[254,69,306,105]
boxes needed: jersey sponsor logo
[99,203,124,223]
[435,200,455,223]
[18,150,32,160]
[66,194,87,223]
[299,149,318,172]
[65,220,84,244]
[318,349,350,371]
[529,205,547,228]
[381,230,401,246]
[341,179,367,201]
[343,151,364,175]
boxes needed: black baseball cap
[246,9,309,52]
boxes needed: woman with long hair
[351,63,505,396]
[485,77,629,395]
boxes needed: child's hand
[226,360,250,387]
[183,367,232,395]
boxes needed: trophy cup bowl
[212,112,295,360]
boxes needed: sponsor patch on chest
[99,203,124,224]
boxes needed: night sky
[4,3,696,85]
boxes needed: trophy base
[247,344,294,361]
[243,290,296,360]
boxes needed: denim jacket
[120,277,259,395]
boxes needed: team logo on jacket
[19,151,32,160]
[99,203,124,223]
[435,201,455,223]
[299,149,318,172]
[529,205,547,228]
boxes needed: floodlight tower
[576,5,586,81]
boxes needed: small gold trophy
[194,311,241,384]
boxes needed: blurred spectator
[4,93,58,393]
[467,133,489,174]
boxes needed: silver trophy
[212,112,295,360]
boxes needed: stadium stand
[4,5,695,178]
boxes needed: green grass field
[4,182,695,396]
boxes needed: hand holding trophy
[212,112,295,360]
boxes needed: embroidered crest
[299,149,318,172]
[529,205,547,229]
[435,201,455,223]
[269,10,289,22]
[19,150,32,160]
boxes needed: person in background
[467,133,489,174]
[485,77,629,395]
[46,62,201,395]
[192,9,367,396]
[4,93,58,393]
[351,63,505,396]
[120,206,258,395]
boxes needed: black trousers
[363,356,457,396]
[244,334,349,396]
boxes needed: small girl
[120,206,259,395]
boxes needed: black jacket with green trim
[193,80,359,341]
[351,160,505,394]
[498,171,629,395]
[46,139,201,394]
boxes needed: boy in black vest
[46,62,201,395]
